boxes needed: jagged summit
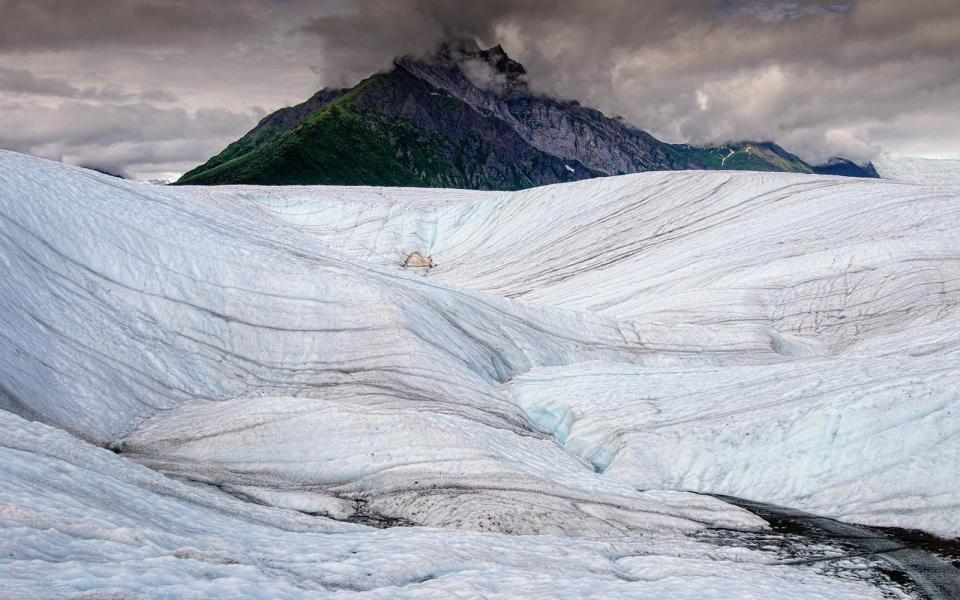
[394,39,530,100]
[425,38,525,75]
[177,40,860,189]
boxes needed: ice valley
[1,150,959,598]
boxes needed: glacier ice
[0,411,899,598]
[874,154,960,186]
[1,149,957,596]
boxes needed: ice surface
[236,170,960,351]
[874,154,960,186]
[1,149,955,596]
[122,395,758,536]
[504,332,960,537]
[0,411,892,598]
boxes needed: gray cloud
[0,0,258,51]
[0,0,300,179]
[0,98,263,180]
[302,0,960,162]
[0,0,957,179]
[0,67,176,102]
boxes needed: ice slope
[167,167,960,536]
[0,148,957,595]
[122,395,750,536]
[503,318,960,537]
[235,171,960,351]
[874,154,960,186]
[0,150,905,598]
[1,412,889,599]
[0,150,767,535]
[1,153,813,446]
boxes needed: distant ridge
[178,40,869,189]
[812,158,879,178]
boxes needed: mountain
[81,165,127,179]
[812,158,879,178]
[177,40,823,188]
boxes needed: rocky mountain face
[812,158,879,178]
[177,40,865,188]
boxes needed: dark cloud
[0,0,957,178]
[0,0,258,51]
[301,0,960,162]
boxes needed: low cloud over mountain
[0,0,957,179]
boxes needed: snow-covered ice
[874,153,960,186]
[1,149,957,596]
[504,337,960,537]
[0,410,902,598]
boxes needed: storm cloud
[0,0,957,179]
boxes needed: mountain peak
[477,43,526,79]
[397,39,528,94]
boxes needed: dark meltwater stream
[700,495,960,600]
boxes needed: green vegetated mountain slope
[178,41,866,189]
[180,66,599,188]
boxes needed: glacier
[874,154,960,186]
[1,149,958,597]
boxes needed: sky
[0,0,957,180]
